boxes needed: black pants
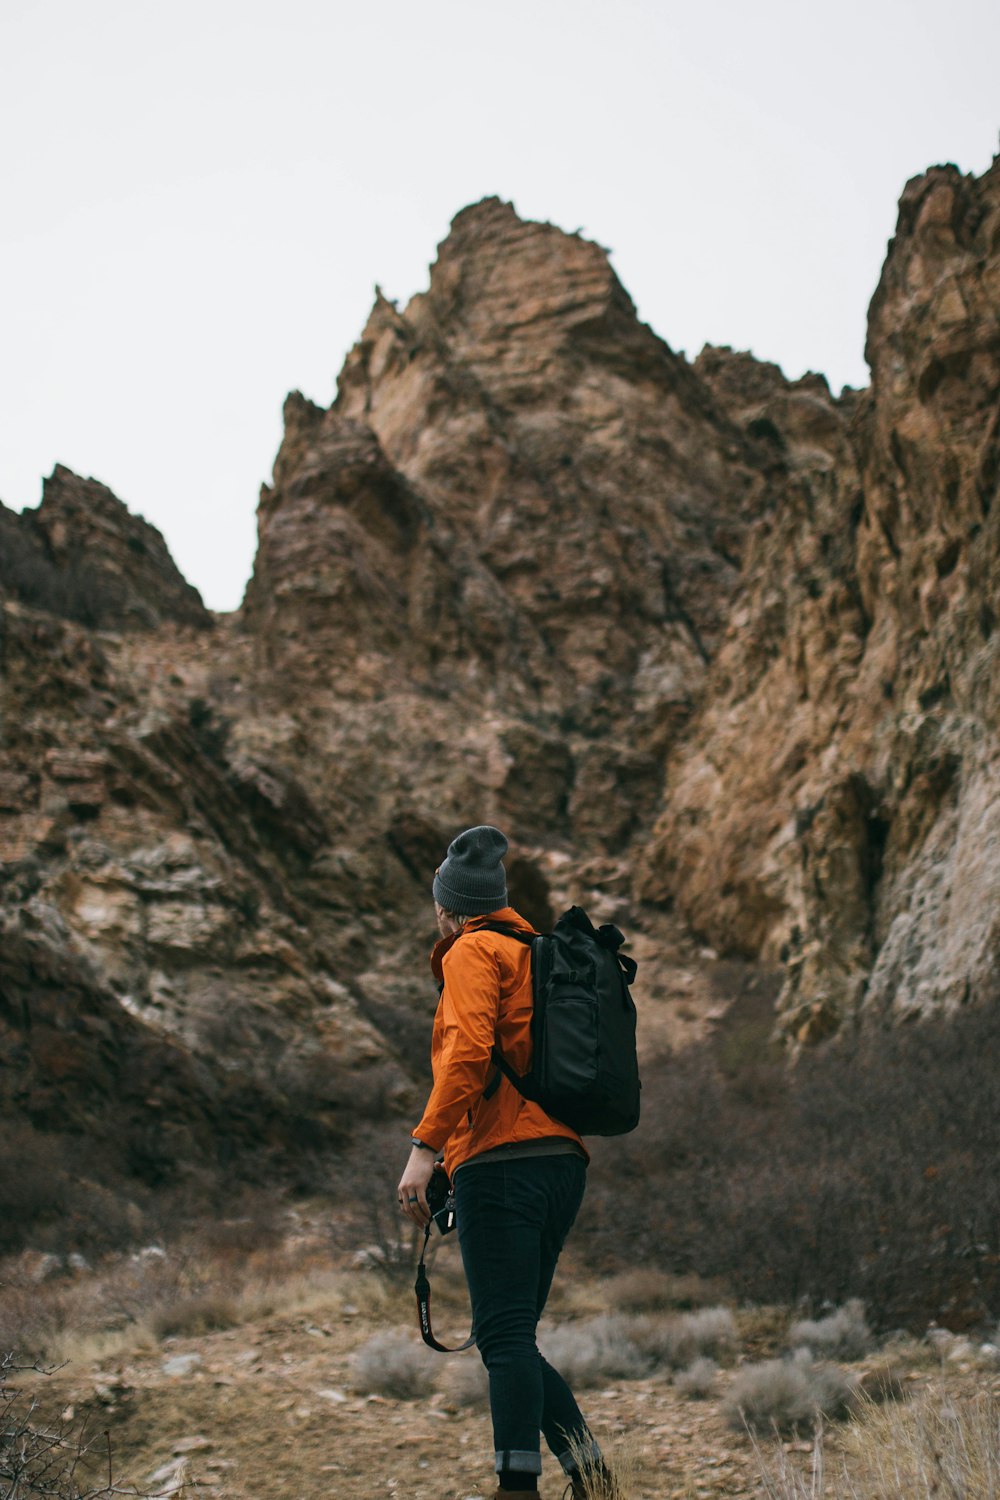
[455,1153,598,1481]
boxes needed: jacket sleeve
[412,934,500,1151]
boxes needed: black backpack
[477,905,641,1137]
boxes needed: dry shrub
[582,1001,1000,1330]
[350,1330,437,1400]
[0,1284,71,1362]
[630,1306,737,1369]
[789,1300,873,1361]
[538,1306,736,1388]
[726,1356,857,1434]
[604,1267,725,1313]
[442,1355,489,1408]
[540,1316,648,1388]
[150,1292,239,1340]
[674,1356,718,1399]
[0,1124,137,1259]
[0,1351,144,1499]
[0,1209,401,1368]
[0,1247,182,1360]
[187,1195,285,1258]
[738,1305,793,1357]
[68,1251,184,1340]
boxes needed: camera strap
[415,1221,476,1353]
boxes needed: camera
[426,1165,456,1236]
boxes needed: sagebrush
[789,1300,873,1361]
[538,1307,735,1388]
[350,1330,436,1400]
[726,1356,857,1434]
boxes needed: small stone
[162,1354,203,1377]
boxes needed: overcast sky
[2,0,998,611]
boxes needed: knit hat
[432,825,509,916]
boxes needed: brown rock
[5,466,213,631]
[638,155,1000,1039]
[6,157,1000,1185]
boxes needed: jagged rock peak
[418,195,675,371]
[1,465,211,631]
[338,196,683,417]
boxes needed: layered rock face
[0,596,400,1173]
[639,157,1000,1040]
[3,157,1000,1178]
[332,199,763,720]
[243,198,768,858]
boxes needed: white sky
[2,0,998,612]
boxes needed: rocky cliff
[3,156,1000,1191]
[640,158,1000,1042]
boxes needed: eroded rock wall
[639,157,1000,1041]
[3,159,1000,1177]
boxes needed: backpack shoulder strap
[469,921,536,945]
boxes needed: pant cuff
[558,1439,603,1475]
[495,1450,543,1476]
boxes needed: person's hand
[397,1145,436,1228]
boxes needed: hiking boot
[562,1462,623,1499]
[495,1490,541,1499]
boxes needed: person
[397,825,617,1500]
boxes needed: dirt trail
[22,1288,992,1500]
[27,1307,763,1499]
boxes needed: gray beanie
[433,825,509,916]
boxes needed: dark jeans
[455,1153,596,1480]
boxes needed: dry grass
[754,1386,1000,1497]
[562,1427,638,1500]
[0,1230,404,1369]
[149,1292,240,1340]
[5,1211,995,1500]
[602,1267,728,1313]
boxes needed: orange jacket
[412,907,586,1177]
